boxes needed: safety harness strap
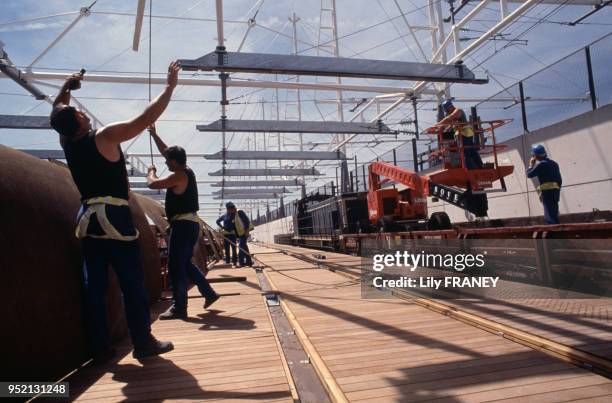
[170,212,200,224]
[75,197,139,241]
[538,181,561,191]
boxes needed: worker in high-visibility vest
[218,202,254,267]
[147,125,219,320]
[438,100,483,170]
[527,144,563,225]
[51,63,179,362]
[216,205,238,267]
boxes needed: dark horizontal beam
[1,115,51,129]
[204,150,348,160]
[179,52,488,84]
[18,149,64,159]
[213,188,290,195]
[197,119,396,134]
[211,179,304,187]
[209,168,322,177]
[213,194,280,200]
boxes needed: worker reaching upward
[50,62,180,362]
[436,100,484,170]
[527,144,562,225]
[147,125,219,319]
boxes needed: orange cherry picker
[367,119,514,231]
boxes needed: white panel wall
[251,216,293,244]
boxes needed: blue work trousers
[168,220,217,312]
[82,238,152,353]
[462,136,483,170]
[224,234,237,264]
[238,236,252,266]
[541,189,560,224]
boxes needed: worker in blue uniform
[437,100,483,170]
[216,206,238,267]
[526,144,562,224]
[217,202,253,267]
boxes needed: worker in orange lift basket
[51,63,178,362]
[147,124,219,320]
[437,100,484,170]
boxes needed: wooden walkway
[66,245,612,402]
[69,267,295,402]
[263,243,612,360]
[252,244,612,402]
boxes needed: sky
[1,0,611,221]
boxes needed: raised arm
[436,108,463,126]
[52,72,83,108]
[148,124,168,155]
[97,61,180,146]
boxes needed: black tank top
[165,167,199,219]
[63,132,129,201]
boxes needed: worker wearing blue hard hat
[216,202,254,267]
[436,100,483,170]
[527,144,563,224]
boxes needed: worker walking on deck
[147,125,219,320]
[218,202,253,267]
[437,100,483,170]
[51,63,180,361]
[527,144,562,225]
[216,212,238,267]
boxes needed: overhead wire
[148,0,154,166]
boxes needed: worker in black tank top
[50,63,180,362]
[147,125,219,320]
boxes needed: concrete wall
[251,216,293,244]
[427,104,612,223]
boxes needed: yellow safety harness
[455,125,475,138]
[169,212,200,224]
[75,196,139,241]
[164,212,202,235]
[234,211,254,237]
[537,181,561,192]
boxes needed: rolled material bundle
[0,146,161,381]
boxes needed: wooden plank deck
[262,243,612,359]
[68,267,294,402]
[252,244,612,402]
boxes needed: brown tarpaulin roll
[0,146,161,381]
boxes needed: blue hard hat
[441,100,454,110]
[531,144,547,157]
[226,202,236,209]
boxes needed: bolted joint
[215,45,227,66]
[80,7,92,17]
[454,60,464,79]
